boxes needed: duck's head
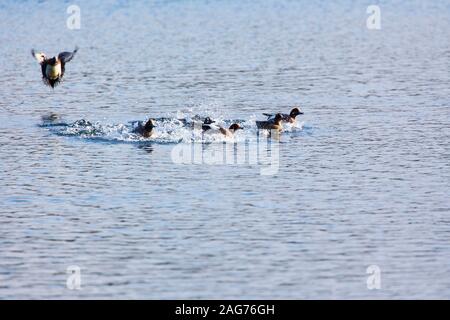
[144,118,156,131]
[229,123,242,131]
[203,117,215,125]
[290,107,303,118]
[47,57,59,66]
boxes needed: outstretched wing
[31,49,47,64]
[263,113,275,120]
[58,47,78,64]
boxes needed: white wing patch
[31,50,47,64]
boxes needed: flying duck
[31,47,78,88]
[263,107,303,124]
[256,113,283,132]
[133,118,156,138]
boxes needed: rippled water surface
[0,0,449,299]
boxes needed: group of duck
[31,47,304,138]
[133,107,303,138]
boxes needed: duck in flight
[263,107,303,125]
[31,47,78,88]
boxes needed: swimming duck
[263,107,303,124]
[198,117,216,131]
[219,123,243,137]
[133,119,156,138]
[256,113,283,132]
[202,122,243,137]
[31,47,78,88]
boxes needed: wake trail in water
[39,111,312,144]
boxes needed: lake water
[0,0,449,299]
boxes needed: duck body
[200,117,216,131]
[45,62,62,80]
[256,113,283,132]
[218,123,242,137]
[133,119,155,138]
[202,120,243,137]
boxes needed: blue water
[0,0,449,299]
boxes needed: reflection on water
[136,145,154,154]
[0,0,449,299]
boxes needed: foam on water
[40,110,308,144]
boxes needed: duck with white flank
[201,117,216,131]
[31,47,78,88]
[218,123,243,137]
[202,118,243,137]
